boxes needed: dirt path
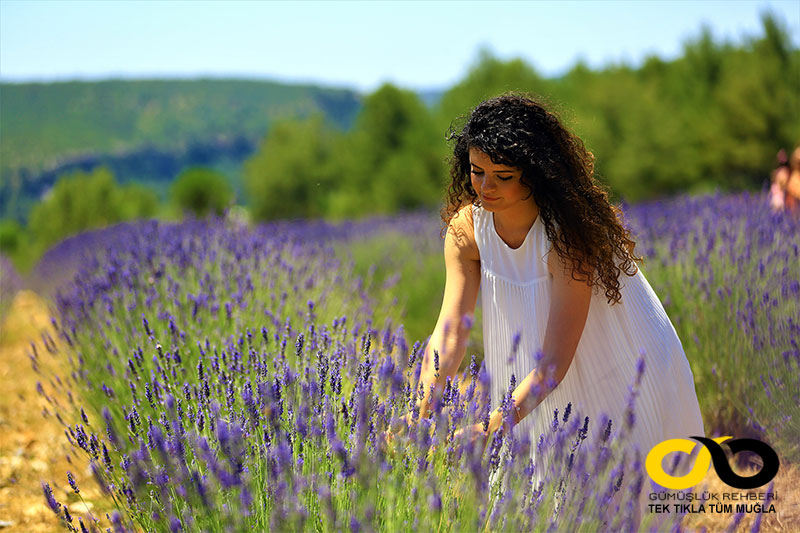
[0,290,104,531]
[681,457,799,531]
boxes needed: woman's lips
[483,195,499,202]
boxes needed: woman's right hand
[384,411,442,449]
[383,412,415,447]
[453,421,494,456]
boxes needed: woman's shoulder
[445,203,481,262]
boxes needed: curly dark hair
[440,92,641,305]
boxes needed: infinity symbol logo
[645,436,780,490]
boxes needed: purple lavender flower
[635,348,645,370]
[33,192,798,531]
[602,418,613,442]
[408,341,420,368]
[508,331,522,364]
[562,402,572,424]
[42,482,61,514]
[67,471,79,493]
[428,491,443,513]
[110,510,125,532]
[726,507,745,533]
[469,354,478,379]
[169,516,183,532]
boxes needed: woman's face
[469,146,532,210]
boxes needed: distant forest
[0,80,362,222]
[0,12,797,227]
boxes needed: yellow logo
[646,436,780,490]
[645,436,731,489]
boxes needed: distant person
[769,149,790,212]
[786,144,800,215]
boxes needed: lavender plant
[625,191,800,461]
[34,190,793,532]
[33,212,660,532]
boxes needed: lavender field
[27,191,799,532]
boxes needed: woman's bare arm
[416,205,481,420]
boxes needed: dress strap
[471,204,488,256]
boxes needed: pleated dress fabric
[472,204,705,530]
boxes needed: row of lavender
[33,210,662,532]
[623,192,800,462]
[32,191,795,531]
[326,190,800,462]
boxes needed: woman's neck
[492,201,539,237]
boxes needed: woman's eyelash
[471,170,512,181]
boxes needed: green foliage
[572,12,798,199]
[0,218,23,255]
[332,230,443,346]
[0,79,360,173]
[241,13,798,220]
[243,113,341,221]
[244,86,447,222]
[711,13,800,188]
[435,46,550,132]
[329,84,446,218]
[0,220,38,275]
[27,166,159,252]
[170,167,234,218]
[0,80,361,227]
[432,13,798,202]
[5,13,798,227]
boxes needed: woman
[410,93,705,528]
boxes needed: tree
[170,167,234,218]
[435,47,550,136]
[329,83,446,218]
[243,113,340,221]
[0,218,23,255]
[27,166,158,251]
[713,12,800,188]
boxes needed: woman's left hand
[382,413,437,451]
[428,416,503,458]
[453,422,494,456]
[409,410,511,461]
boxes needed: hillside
[0,78,364,221]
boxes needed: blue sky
[1,0,797,93]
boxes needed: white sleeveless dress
[472,204,705,529]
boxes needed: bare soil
[681,458,799,532]
[0,290,107,532]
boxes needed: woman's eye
[471,170,512,181]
